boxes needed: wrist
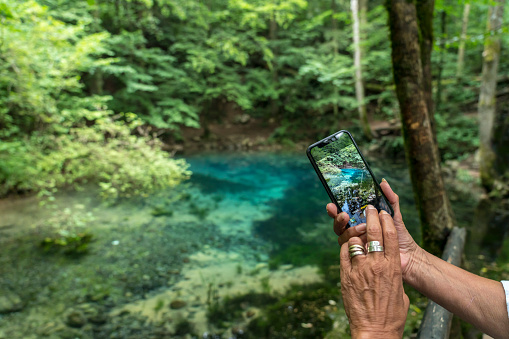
[402,243,427,285]
[352,330,402,339]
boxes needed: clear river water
[0,151,507,338]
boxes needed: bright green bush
[0,0,189,199]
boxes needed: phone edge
[306,130,395,222]
[306,131,351,227]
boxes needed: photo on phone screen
[307,131,392,227]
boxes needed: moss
[207,293,277,328]
[40,232,93,256]
[174,319,195,336]
[151,205,174,217]
[246,283,336,339]
[189,202,210,220]
[154,299,164,312]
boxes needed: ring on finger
[350,250,365,258]
[348,244,365,253]
[367,245,384,253]
[368,241,381,246]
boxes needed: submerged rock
[0,290,23,313]
[64,309,87,328]
[169,300,186,309]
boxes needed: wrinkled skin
[339,205,409,338]
[328,179,420,280]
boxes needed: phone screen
[308,131,392,226]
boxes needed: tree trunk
[478,0,505,191]
[359,0,368,55]
[456,3,471,78]
[386,0,455,254]
[331,0,340,120]
[269,15,279,117]
[435,11,446,112]
[351,0,372,140]
[416,0,435,120]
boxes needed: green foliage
[3,0,493,149]
[34,0,409,137]
[315,143,365,169]
[435,114,479,161]
[0,0,190,199]
[376,136,405,157]
[39,208,94,256]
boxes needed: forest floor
[167,110,400,155]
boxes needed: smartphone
[307,130,393,228]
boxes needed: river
[0,151,504,338]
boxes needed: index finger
[379,210,399,259]
[380,179,403,224]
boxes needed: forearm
[405,248,509,338]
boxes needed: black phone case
[306,130,394,227]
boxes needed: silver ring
[368,241,380,246]
[348,244,365,253]
[350,250,365,258]
[368,245,384,253]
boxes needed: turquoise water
[338,168,369,183]
[3,151,505,338]
[185,152,421,251]
[0,152,426,338]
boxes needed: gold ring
[350,250,365,258]
[348,244,365,253]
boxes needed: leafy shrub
[436,114,479,161]
[0,113,190,199]
[0,1,190,199]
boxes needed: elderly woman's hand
[329,179,421,280]
[340,205,409,338]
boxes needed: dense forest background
[1,0,508,200]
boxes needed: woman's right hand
[327,179,422,279]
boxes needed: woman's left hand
[340,205,409,339]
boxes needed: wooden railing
[416,227,467,339]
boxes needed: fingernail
[356,224,366,232]
[380,210,389,215]
[367,205,376,210]
[382,178,387,183]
